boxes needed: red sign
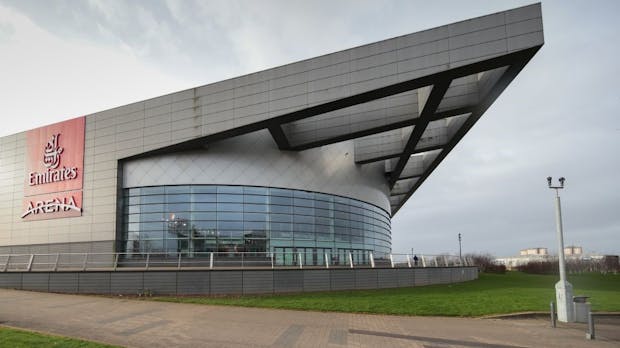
[22,117,85,221]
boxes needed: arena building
[0,4,543,269]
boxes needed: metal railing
[0,252,473,272]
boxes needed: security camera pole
[547,176,574,322]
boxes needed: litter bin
[573,295,591,323]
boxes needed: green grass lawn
[152,272,620,317]
[0,326,119,348]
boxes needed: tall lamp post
[547,176,574,322]
[458,233,462,263]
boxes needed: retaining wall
[0,267,478,296]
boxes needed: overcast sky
[1,0,618,257]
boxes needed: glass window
[191,186,216,194]
[218,212,242,221]
[293,190,313,199]
[122,185,391,256]
[192,212,216,220]
[316,233,333,241]
[315,200,332,209]
[244,203,268,213]
[270,205,292,214]
[315,193,333,202]
[314,208,332,218]
[315,217,332,226]
[140,231,163,240]
[244,213,268,222]
[294,232,314,240]
[271,222,292,231]
[141,195,165,204]
[140,213,164,222]
[217,186,243,194]
[271,231,292,238]
[141,186,164,195]
[294,206,313,216]
[334,203,349,212]
[294,215,313,224]
[294,223,314,232]
[217,203,243,212]
[166,201,191,212]
[192,203,216,211]
[217,194,243,203]
[141,204,164,213]
[270,196,292,205]
[294,198,313,207]
[244,221,267,230]
[244,195,268,204]
[166,186,190,194]
[334,210,349,220]
[271,214,292,223]
[141,222,164,231]
[315,224,333,233]
[269,188,292,197]
[192,194,216,203]
[126,214,140,224]
[334,219,349,227]
[194,220,216,229]
[167,194,189,203]
[243,187,268,195]
[218,221,244,230]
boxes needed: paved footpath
[0,289,617,348]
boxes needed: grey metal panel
[78,272,111,294]
[123,130,390,212]
[302,270,330,292]
[111,272,144,294]
[0,273,22,289]
[49,273,78,293]
[22,273,49,291]
[439,268,451,284]
[330,269,355,291]
[210,271,242,295]
[354,269,377,289]
[242,270,274,294]
[273,270,303,293]
[377,269,399,289]
[144,272,177,295]
[396,268,415,287]
[177,271,210,295]
[413,268,430,286]
[0,267,478,295]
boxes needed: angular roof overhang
[127,4,543,216]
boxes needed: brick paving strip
[0,289,617,348]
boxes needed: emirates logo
[43,133,63,169]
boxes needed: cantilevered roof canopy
[132,4,543,216]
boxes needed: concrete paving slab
[0,289,617,348]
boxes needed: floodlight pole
[458,233,462,262]
[547,176,574,323]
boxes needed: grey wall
[0,266,478,295]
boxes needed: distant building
[520,248,548,256]
[495,245,602,270]
[564,246,583,256]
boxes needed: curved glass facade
[121,185,391,264]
